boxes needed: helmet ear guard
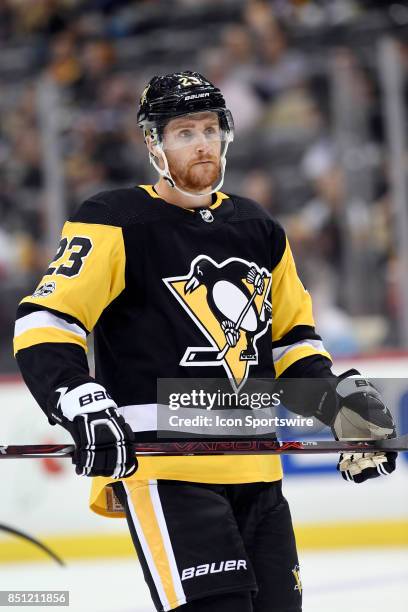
[149,142,176,188]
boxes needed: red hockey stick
[0,435,407,458]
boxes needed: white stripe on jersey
[118,404,158,432]
[14,311,86,339]
[272,339,326,363]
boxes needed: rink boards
[0,354,407,561]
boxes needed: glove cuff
[335,369,367,399]
[315,370,361,428]
[49,381,117,423]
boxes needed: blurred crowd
[1,0,408,371]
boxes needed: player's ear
[145,134,154,155]
[145,136,160,157]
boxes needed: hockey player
[14,71,396,612]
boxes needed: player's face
[162,112,222,193]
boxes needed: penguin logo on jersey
[292,564,302,595]
[163,255,271,391]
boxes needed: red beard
[169,158,221,192]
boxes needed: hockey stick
[184,275,265,364]
[0,523,65,566]
[0,435,407,458]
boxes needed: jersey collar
[139,184,229,212]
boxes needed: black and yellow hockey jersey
[14,185,331,516]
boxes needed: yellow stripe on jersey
[209,191,229,210]
[13,310,88,356]
[18,222,125,346]
[139,184,193,213]
[272,238,315,340]
[273,343,332,378]
[14,327,87,355]
[124,481,185,610]
[271,238,331,373]
[139,184,161,199]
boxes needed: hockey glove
[332,370,397,483]
[48,381,137,478]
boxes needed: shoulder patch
[32,281,56,298]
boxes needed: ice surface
[1,549,407,612]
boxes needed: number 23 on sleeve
[46,236,93,278]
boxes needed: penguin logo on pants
[163,255,271,390]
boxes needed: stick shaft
[0,524,64,566]
[184,283,260,362]
[0,436,406,458]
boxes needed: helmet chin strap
[149,136,232,199]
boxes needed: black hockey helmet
[137,70,234,197]
[137,70,234,140]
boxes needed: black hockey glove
[48,381,137,478]
[332,370,397,483]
